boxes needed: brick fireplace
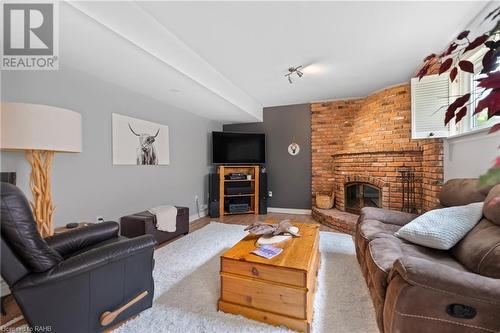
[332,148,424,212]
[311,83,443,234]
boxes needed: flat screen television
[212,132,265,164]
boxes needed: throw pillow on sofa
[395,202,484,250]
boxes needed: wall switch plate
[96,216,104,223]
[268,191,273,198]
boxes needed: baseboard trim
[189,209,207,223]
[267,207,312,215]
[189,208,311,220]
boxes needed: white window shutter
[411,74,450,139]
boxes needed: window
[450,43,500,136]
[411,43,499,139]
[470,57,500,129]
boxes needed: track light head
[285,65,304,84]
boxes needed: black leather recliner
[0,182,157,332]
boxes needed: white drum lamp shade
[1,102,82,152]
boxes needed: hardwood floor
[189,212,335,233]
[0,213,332,331]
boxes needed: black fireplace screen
[345,183,381,214]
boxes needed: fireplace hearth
[345,182,381,214]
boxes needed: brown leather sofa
[355,179,500,333]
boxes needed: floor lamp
[1,103,82,237]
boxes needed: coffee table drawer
[221,258,306,287]
[220,274,307,319]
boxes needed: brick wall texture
[311,83,443,213]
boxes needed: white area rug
[113,222,379,333]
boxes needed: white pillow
[395,202,484,250]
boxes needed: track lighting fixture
[285,65,303,84]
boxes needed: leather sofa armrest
[13,235,157,290]
[360,207,418,226]
[390,256,500,305]
[45,221,120,257]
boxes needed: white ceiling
[63,1,487,122]
[62,1,262,123]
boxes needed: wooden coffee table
[218,222,320,332]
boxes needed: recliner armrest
[360,207,418,226]
[390,256,500,305]
[45,221,120,257]
[14,235,157,290]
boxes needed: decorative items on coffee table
[218,221,320,332]
[245,219,300,245]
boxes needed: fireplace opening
[345,182,381,214]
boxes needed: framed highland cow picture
[112,113,170,165]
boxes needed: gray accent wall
[1,67,222,227]
[223,104,311,209]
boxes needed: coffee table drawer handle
[251,267,259,276]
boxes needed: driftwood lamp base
[25,150,55,238]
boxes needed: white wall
[444,129,499,181]
[1,67,221,227]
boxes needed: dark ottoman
[120,207,189,245]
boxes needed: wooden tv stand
[218,165,260,217]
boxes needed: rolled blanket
[148,205,177,232]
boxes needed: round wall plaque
[288,143,300,156]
